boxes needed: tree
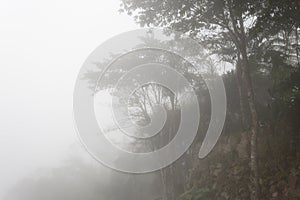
[83,33,214,199]
[119,0,267,198]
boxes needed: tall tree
[119,0,269,199]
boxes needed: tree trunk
[235,13,260,199]
[236,58,247,130]
[241,49,260,200]
[160,169,168,200]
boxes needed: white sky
[0,0,138,198]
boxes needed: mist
[0,0,138,199]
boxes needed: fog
[2,0,298,199]
[0,0,138,199]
